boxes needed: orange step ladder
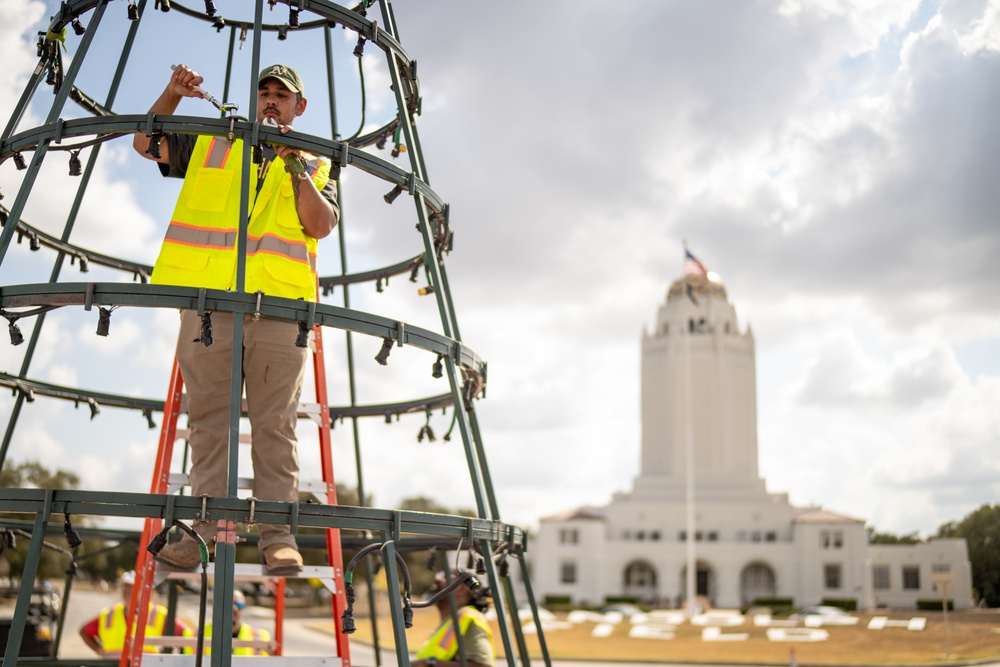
[116,320,350,666]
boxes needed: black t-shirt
[159,133,339,214]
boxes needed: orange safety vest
[183,622,270,655]
[97,602,169,653]
[415,607,493,661]
[151,135,332,301]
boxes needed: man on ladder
[132,63,340,575]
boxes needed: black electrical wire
[344,56,367,143]
[148,520,210,665]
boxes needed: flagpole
[684,298,697,616]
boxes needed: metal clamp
[253,290,263,322]
[199,494,209,522]
[247,497,258,528]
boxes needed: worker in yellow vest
[411,571,495,667]
[184,590,272,655]
[78,571,189,656]
[132,62,339,575]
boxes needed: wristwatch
[426,658,438,667]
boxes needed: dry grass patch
[335,608,1000,665]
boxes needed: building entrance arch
[623,559,658,602]
[679,561,716,607]
[740,561,776,606]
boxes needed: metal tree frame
[0,1,551,666]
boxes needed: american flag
[684,249,708,277]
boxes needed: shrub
[917,598,954,611]
[821,598,858,611]
[753,597,794,609]
[543,594,572,606]
[604,595,638,605]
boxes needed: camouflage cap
[258,64,304,95]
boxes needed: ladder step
[166,472,330,495]
[155,562,341,587]
[141,656,341,666]
[142,636,271,651]
[175,428,252,445]
[174,401,324,426]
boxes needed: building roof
[666,274,728,303]
[793,508,865,525]
[539,507,605,522]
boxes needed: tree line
[2,459,997,606]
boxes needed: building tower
[634,269,767,501]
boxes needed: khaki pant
[176,310,306,551]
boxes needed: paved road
[9,588,999,667]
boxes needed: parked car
[789,605,851,619]
[601,603,643,617]
[0,586,59,657]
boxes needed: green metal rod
[0,0,147,472]
[0,0,109,265]
[1,498,51,667]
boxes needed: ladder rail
[311,324,352,666]
[124,358,185,667]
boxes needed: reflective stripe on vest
[161,225,315,270]
[151,136,330,300]
[414,607,493,661]
[204,138,232,169]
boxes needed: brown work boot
[156,521,215,570]
[262,544,303,576]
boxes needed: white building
[532,270,974,610]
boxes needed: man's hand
[271,123,338,239]
[133,65,205,163]
[168,64,206,100]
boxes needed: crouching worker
[184,590,272,655]
[78,571,189,657]
[411,571,495,667]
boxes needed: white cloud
[2,0,998,543]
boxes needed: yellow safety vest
[97,602,169,653]
[151,135,332,301]
[183,622,271,656]
[415,607,493,661]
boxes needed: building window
[824,564,842,590]
[559,528,579,545]
[903,566,920,590]
[679,531,687,541]
[737,531,748,542]
[931,563,951,574]
[873,565,890,590]
[707,531,718,542]
[650,530,661,541]
[636,530,646,541]
[622,530,631,540]
[820,531,830,549]
[561,561,577,584]
[695,531,704,542]
[833,531,843,548]
[765,531,777,542]
[751,531,762,543]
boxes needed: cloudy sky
[1,0,998,539]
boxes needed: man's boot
[156,521,216,570]
[262,543,303,576]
